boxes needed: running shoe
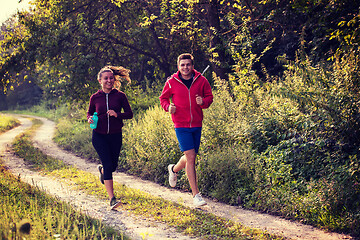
[193,193,207,207]
[97,164,104,184]
[110,197,121,210]
[168,164,177,187]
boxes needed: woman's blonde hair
[97,65,131,88]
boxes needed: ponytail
[97,65,131,88]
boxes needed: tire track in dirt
[2,114,355,240]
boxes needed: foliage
[9,116,283,240]
[122,104,181,183]
[246,48,360,235]
[5,81,43,110]
[0,113,20,133]
[4,0,359,104]
[124,85,161,115]
[0,0,212,101]
[2,0,360,236]
[329,8,360,55]
[198,146,255,205]
[50,50,360,235]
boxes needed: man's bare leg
[173,149,199,196]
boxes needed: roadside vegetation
[0,113,20,133]
[5,45,360,238]
[1,0,360,238]
[53,50,360,237]
[8,118,283,240]
[0,116,127,240]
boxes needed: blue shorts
[175,127,202,153]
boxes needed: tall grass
[0,113,20,133]
[6,100,71,121]
[11,118,283,240]
[122,105,182,182]
[55,112,97,161]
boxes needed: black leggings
[92,131,122,180]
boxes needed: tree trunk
[205,0,228,82]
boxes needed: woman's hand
[88,117,94,123]
[107,110,118,118]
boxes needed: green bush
[201,83,243,148]
[240,49,360,235]
[125,86,160,115]
[55,117,96,161]
[122,104,182,184]
[198,146,255,205]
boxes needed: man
[159,53,213,207]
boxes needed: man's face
[178,59,194,79]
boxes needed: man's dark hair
[177,53,194,66]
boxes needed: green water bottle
[90,112,98,129]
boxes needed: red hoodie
[159,69,213,128]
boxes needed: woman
[87,65,133,210]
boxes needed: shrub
[125,86,160,115]
[122,104,182,184]
[197,146,255,205]
[54,106,98,161]
[55,117,96,161]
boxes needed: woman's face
[99,71,115,92]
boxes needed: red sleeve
[200,78,213,109]
[159,80,172,112]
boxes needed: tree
[2,0,359,103]
[1,0,212,101]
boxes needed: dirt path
[1,114,354,240]
[1,115,195,240]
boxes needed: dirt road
[0,114,354,240]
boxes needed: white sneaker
[168,164,177,187]
[193,193,207,207]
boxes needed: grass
[3,100,71,121]
[0,116,128,240]
[9,117,285,240]
[0,113,20,133]
[0,166,126,240]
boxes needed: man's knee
[184,151,196,164]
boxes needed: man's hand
[168,103,176,114]
[196,95,203,105]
